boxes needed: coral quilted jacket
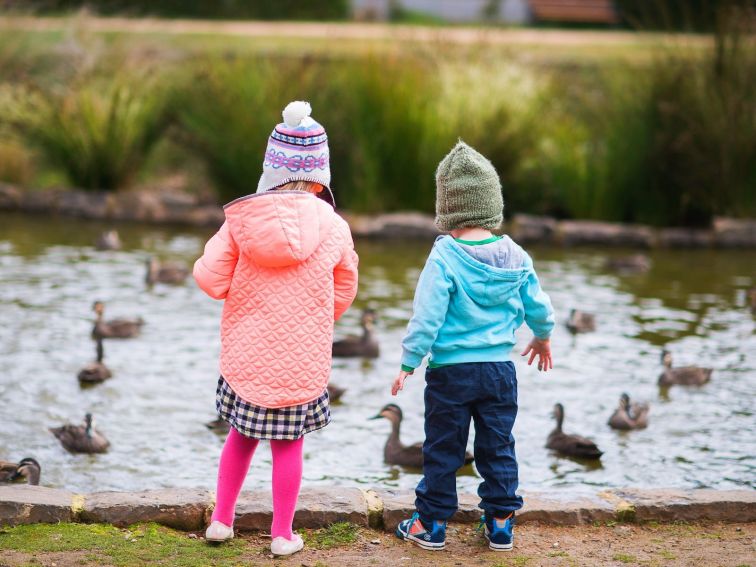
[193,191,359,408]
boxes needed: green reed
[8,78,170,191]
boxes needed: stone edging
[1,185,755,248]
[1,486,753,531]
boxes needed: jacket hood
[434,236,531,306]
[224,191,336,268]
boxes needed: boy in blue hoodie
[392,142,554,552]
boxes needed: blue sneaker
[395,512,446,551]
[480,513,514,551]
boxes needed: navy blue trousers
[415,361,523,521]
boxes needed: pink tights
[211,428,303,540]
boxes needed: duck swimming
[327,383,346,402]
[566,309,596,334]
[606,254,651,275]
[77,336,112,384]
[371,404,474,468]
[145,257,189,286]
[546,403,603,460]
[95,230,121,251]
[332,309,379,358]
[205,417,230,434]
[658,350,712,387]
[50,413,110,454]
[91,301,143,339]
[0,457,41,485]
[608,393,649,430]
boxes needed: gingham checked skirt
[215,376,331,440]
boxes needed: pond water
[0,212,754,495]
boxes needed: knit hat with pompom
[257,101,334,206]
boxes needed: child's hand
[521,338,553,372]
[391,369,413,396]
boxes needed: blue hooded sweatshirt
[400,235,554,370]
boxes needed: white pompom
[282,101,312,128]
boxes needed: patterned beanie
[257,101,334,206]
[434,141,503,231]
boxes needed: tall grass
[173,58,286,202]
[9,79,170,190]
[530,13,756,226]
[1,17,754,225]
[175,53,541,212]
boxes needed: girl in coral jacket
[193,101,359,557]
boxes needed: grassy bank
[0,520,753,567]
[0,16,754,226]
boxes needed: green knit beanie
[435,141,503,231]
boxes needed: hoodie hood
[434,236,531,307]
[224,191,336,268]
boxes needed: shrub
[10,78,170,190]
[0,140,33,185]
[174,58,293,203]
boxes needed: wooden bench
[529,0,619,24]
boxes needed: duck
[566,309,596,333]
[91,301,143,339]
[327,383,346,402]
[95,230,121,251]
[205,417,230,434]
[332,309,379,358]
[658,350,712,387]
[145,257,189,286]
[546,403,603,459]
[0,457,41,485]
[370,404,474,468]
[608,393,649,430]
[77,336,112,384]
[606,254,651,275]
[50,413,110,454]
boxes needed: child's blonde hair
[278,180,322,194]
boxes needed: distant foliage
[0,12,754,224]
[4,0,349,20]
[616,0,739,32]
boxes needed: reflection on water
[0,212,754,494]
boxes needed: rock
[109,191,167,222]
[234,487,368,532]
[608,488,756,523]
[362,488,384,529]
[518,493,614,525]
[713,217,756,248]
[509,214,557,244]
[658,228,713,248]
[20,189,63,214]
[0,485,76,526]
[557,220,656,248]
[379,490,481,530]
[80,488,212,530]
[0,183,22,210]
[58,190,109,219]
[345,212,440,239]
[184,205,225,227]
[160,191,201,224]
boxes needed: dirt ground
[2,521,754,567]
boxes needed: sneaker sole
[271,542,304,556]
[205,535,233,543]
[484,533,513,551]
[488,541,513,551]
[395,528,445,551]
